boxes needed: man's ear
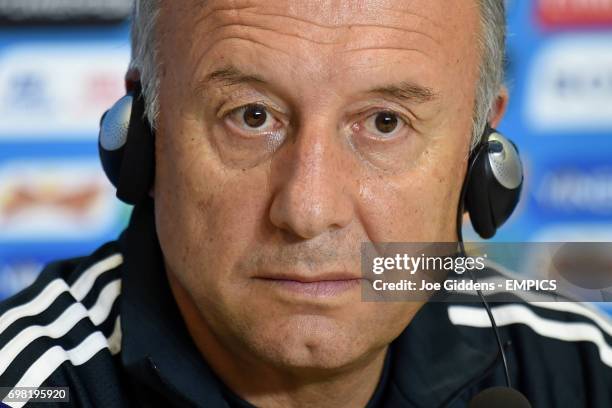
[125,68,141,93]
[488,86,509,128]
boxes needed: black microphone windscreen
[469,387,531,408]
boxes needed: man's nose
[269,124,355,240]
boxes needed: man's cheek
[358,180,433,242]
[196,175,271,248]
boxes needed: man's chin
[240,314,381,371]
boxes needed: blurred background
[0,1,611,314]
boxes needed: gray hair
[129,1,505,149]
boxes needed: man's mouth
[253,272,364,297]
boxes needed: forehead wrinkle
[340,46,431,59]
[236,11,443,47]
[207,21,342,46]
[189,34,309,85]
[191,2,257,28]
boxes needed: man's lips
[253,273,364,297]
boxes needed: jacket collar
[119,199,500,407]
[386,298,500,407]
[119,199,228,407]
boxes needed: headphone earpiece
[98,83,155,205]
[464,126,523,239]
[99,94,133,189]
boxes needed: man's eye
[228,104,275,132]
[363,111,405,137]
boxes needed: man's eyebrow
[197,67,437,105]
[367,82,438,104]
[199,65,267,88]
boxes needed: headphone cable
[456,141,512,389]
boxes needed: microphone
[469,386,532,408]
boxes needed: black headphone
[99,83,523,239]
[98,83,154,206]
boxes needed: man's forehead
[158,0,481,106]
[163,0,478,38]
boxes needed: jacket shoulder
[448,300,612,405]
[448,300,612,364]
[0,241,125,407]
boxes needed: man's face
[154,0,481,370]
